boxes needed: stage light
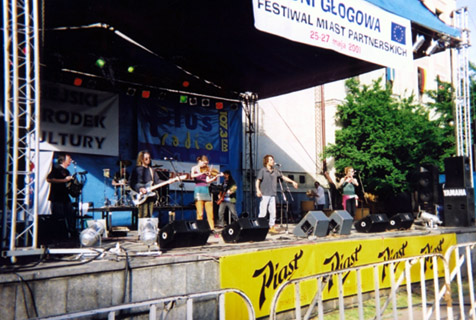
[79,220,106,247]
[127,66,135,73]
[182,81,190,88]
[73,77,83,86]
[419,211,442,229]
[142,90,151,99]
[139,218,158,246]
[179,95,188,103]
[215,102,224,110]
[95,58,106,68]
[126,87,136,96]
[201,98,210,107]
[189,97,198,106]
[425,40,439,56]
[413,34,425,52]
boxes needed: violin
[200,165,222,177]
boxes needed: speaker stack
[354,213,389,233]
[222,218,269,243]
[159,220,211,249]
[388,213,414,230]
[443,156,475,227]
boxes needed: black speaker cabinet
[354,213,389,233]
[443,188,475,227]
[444,156,471,189]
[328,210,353,235]
[159,220,211,249]
[388,213,414,230]
[293,211,330,237]
[222,217,269,243]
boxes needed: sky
[457,0,476,63]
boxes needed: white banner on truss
[253,0,413,68]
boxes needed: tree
[324,77,455,201]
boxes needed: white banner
[39,83,119,156]
[253,0,413,68]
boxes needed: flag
[391,22,406,45]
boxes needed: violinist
[191,155,222,234]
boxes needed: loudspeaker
[444,156,471,188]
[354,213,389,233]
[328,210,353,235]
[443,188,475,227]
[413,165,439,212]
[293,211,330,237]
[159,220,210,249]
[222,218,269,243]
[388,213,414,230]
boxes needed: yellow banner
[220,233,456,318]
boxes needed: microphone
[164,157,174,161]
[274,163,282,167]
[72,160,77,165]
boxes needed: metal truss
[241,92,259,217]
[2,0,41,261]
[453,7,473,184]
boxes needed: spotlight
[79,220,106,247]
[73,77,83,87]
[425,40,439,56]
[139,218,158,246]
[127,66,135,73]
[182,81,190,88]
[95,58,106,68]
[142,90,150,99]
[179,95,188,103]
[413,34,425,52]
[215,102,224,110]
[189,97,198,106]
[126,87,136,96]
[201,98,210,107]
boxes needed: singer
[337,166,359,217]
[256,155,298,234]
[46,152,76,240]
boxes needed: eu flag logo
[391,22,406,45]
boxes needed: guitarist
[129,150,161,218]
[216,171,239,228]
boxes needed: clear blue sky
[457,0,475,63]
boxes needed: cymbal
[117,160,132,166]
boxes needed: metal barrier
[442,241,476,320]
[34,288,255,320]
[270,253,451,320]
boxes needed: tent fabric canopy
[366,0,460,38]
[41,0,459,101]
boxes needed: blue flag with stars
[391,22,406,45]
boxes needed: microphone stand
[276,166,290,234]
[355,171,367,217]
[168,158,185,220]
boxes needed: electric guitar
[216,191,226,205]
[131,175,187,206]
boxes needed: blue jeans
[258,195,276,227]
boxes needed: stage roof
[42,0,461,100]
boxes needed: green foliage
[324,77,455,200]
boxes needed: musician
[46,153,76,239]
[313,181,326,210]
[337,166,359,217]
[191,155,221,232]
[216,170,239,228]
[112,167,130,186]
[256,155,298,234]
[130,150,161,218]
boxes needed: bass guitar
[131,175,187,206]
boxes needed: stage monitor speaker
[159,220,210,249]
[328,210,353,235]
[444,156,471,188]
[443,188,475,227]
[293,211,330,237]
[354,213,389,233]
[222,217,269,243]
[388,213,414,230]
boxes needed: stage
[1,219,476,320]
